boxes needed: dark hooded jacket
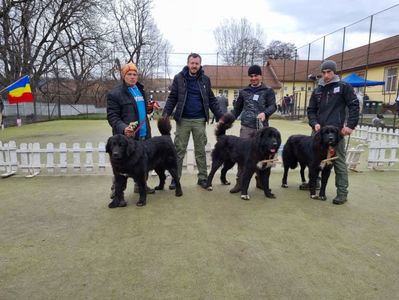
[307,75,359,130]
[232,83,276,129]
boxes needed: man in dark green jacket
[307,60,360,205]
[163,53,222,189]
[230,64,277,193]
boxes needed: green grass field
[1,119,399,300]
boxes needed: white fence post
[85,142,94,172]
[59,143,68,173]
[46,143,55,173]
[72,143,81,172]
[98,142,106,171]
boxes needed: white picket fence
[351,125,399,170]
[352,125,399,143]
[346,144,366,171]
[0,141,108,177]
[1,137,381,178]
[367,140,399,169]
[0,140,223,177]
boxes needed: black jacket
[307,77,359,130]
[232,83,276,129]
[163,66,222,122]
[107,81,151,139]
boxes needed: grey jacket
[232,83,276,129]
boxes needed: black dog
[281,125,342,200]
[106,118,182,207]
[206,113,281,200]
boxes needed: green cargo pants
[334,137,349,196]
[174,118,208,180]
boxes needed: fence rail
[0,141,220,177]
[352,125,399,143]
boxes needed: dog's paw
[175,189,183,197]
[281,183,288,188]
[265,192,276,198]
[221,181,231,185]
[207,186,213,191]
[240,194,250,201]
[118,200,127,207]
[299,183,310,190]
[136,201,146,207]
[108,200,120,208]
[311,194,327,201]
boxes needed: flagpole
[0,75,29,94]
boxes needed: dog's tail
[215,112,235,137]
[157,117,172,135]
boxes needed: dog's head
[255,127,282,156]
[317,125,342,147]
[106,134,136,161]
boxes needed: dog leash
[256,118,264,130]
[130,119,147,136]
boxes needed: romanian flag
[6,75,34,104]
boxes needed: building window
[301,87,305,91]
[307,86,312,91]
[385,67,398,92]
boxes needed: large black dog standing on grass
[106,118,182,207]
[281,125,342,200]
[206,113,281,200]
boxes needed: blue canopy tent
[342,73,385,87]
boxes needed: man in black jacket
[307,60,360,205]
[107,62,155,203]
[163,53,223,189]
[230,64,277,193]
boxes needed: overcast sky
[152,0,399,61]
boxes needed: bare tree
[110,0,171,79]
[214,18,266,65]
[263,40,297,60]
[0,0,104,88]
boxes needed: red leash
[132,119,147,136]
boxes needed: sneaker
[197,179,208,189]
[169,179,176,190]
[332,195,347,205]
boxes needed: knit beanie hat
[248,64,262,76]
[121,63,138,78]
[320,60,337,73]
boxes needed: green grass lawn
[1,119,399,300]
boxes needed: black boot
[332,195,347,205]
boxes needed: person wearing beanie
[162,53,223,189]
[106,61,157,207]
[307,60,360,205]
[320,60,337,73]
[229,64,277,193]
